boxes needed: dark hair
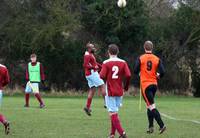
[144,41,153,51]
[30,53,37,58]
[108,44,119,55]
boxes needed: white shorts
[25,82,39,93]
[86,70,104,88]
[0,90,2,107]
[105,96,123,112]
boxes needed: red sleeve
[100,63,107,80]
[2,68,10,87]
[25,64,29,81]
[83,55,93,69]
[97,62,102,68]
[40,63,45,81]
[97,62,102,72]
[124,62,131,91]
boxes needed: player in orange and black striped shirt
[134,41,166,134]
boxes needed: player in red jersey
[0,64,10,135]
[100,44,131,138]
[83,42,106,116]
[134,41,166,134]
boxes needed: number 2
[112,66,119,79]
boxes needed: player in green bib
[25,54,45,108]
[28,62,41,82]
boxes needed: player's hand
[89,66,97,70]
[156,73,160,80]
[41,80,46,87]
[124,86,129,92]
[94,65,99,69]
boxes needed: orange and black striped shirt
[134,53,165,92]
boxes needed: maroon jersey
[100,57,131,96]
[0,64,10,89]
[83,51,99,76]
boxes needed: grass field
[0,96,199,138]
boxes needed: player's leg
[84,73,95,115]
[24,82,32,107]
[144,88,154,133]
[84,87,95,116]
[35,93,45,108]
[145,85,166,134]
[106,97,116,137]
[109,120,116,138]
[93,72,106,108]
[0,92,10,135]
[97,87,106,108]
[107,97,127,138]
[147,109,154,133]
[152,86,166,134]
[110,112,127,138]
[33,83,45,108]
[152,108,166,134]
[0,114,10,135]
[84,74,96,116]
[98,84,106,108]
[116,97,127,138]
[142,88,154,133]
[25,93,30,107]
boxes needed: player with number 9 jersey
[139,53,160,92]
[134,41,166,134]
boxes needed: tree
[0,0,83,90]
[81,0,149,57]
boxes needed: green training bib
[28,62,41,82]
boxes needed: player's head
[108,44,119,57]
[86,42,96,53]
[30,53,37,63]
[144,41,153,53]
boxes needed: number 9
[147,61,152,71]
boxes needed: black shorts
[142,85,157,106]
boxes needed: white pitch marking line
[161,113,200,125]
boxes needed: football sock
[25,93,30,106]
[111,114,124,136]
[34,93,44,105]
[103,96,106,106]
[0,114,6,124]
[110,118,116,135]
[147,109,154,128]
[152,109,164,128]
[86,98,92,109]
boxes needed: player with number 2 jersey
[100,44,131,138]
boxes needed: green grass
[0,96,200,138]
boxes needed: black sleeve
[158,59,165,78]
[134,57,141,75]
